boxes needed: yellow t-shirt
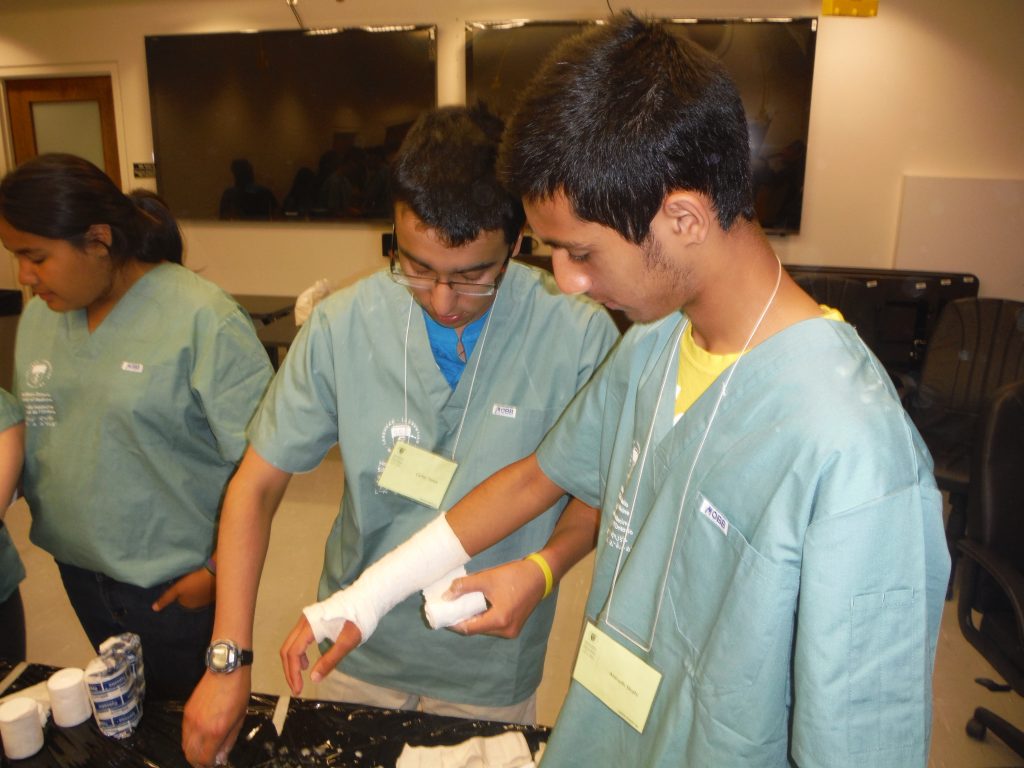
[674,306,844,421]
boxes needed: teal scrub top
[15,263,273,588]
[0,388,24,603]
[250,263,619,706]
[536,314,950,768]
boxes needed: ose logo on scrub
[26,359,53,388]
[380,418,421,449]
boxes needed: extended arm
[182,448,292,768]
[281,453,566,689]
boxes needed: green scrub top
[0,388,24,603]
[250,263,619,706]
[536,314,949,768]
[15,263,273,588]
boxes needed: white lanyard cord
[403,297,413,424]
[604,257,783,652]
[603,318,688,650]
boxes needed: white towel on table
[395,731,538,768]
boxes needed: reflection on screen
[146,27,437,222]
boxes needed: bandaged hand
[302,514,483,645]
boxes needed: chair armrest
[958,538,1024,642]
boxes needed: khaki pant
[315,668,537,725]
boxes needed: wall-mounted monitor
[466,18,817,235]
[146,26,437,222]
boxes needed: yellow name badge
[572,621,662,733]
[377,441,458,509]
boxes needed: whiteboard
[894,176,1024,300]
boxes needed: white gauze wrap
[422,566,487,629]
[303,514,485,645]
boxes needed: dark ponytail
[129,189,184,265]
[0,153,182,266]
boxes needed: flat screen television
[466,18,817,235]
[145,26,437,222]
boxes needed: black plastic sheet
[268,698,548,767]
[2,664,53,696]
[1,664,549,767]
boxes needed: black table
[0,664,549,767]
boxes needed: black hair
[128,189,184,264]
[389,105,526,247]
[499,12,756,242]
[0,153,181,265]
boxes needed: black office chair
[906,298,1024,596]
[791,273,880,356]
[957,379,1024,755]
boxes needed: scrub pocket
[475,406,559,468]
[670,501,800,695]
[847,588,925,754]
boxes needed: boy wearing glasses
[182,106,618,767]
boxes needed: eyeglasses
[388,224,511,297]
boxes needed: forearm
[533,497,600,585]
[211,448,291,646]
[447,453,566,555]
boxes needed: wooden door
[5,75,121,186]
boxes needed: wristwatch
[205,639,254,674]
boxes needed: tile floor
[6,449,1024,767]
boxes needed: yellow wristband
[525,553,554,599]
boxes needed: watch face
[210,644,234,670]
[207,640,251,673]
[207,641,238,672]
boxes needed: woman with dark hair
[0,153,273,699]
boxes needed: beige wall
[1,0,1022,294]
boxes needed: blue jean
[57,561,213,701]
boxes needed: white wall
[1,0,1021,294]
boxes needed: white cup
[47,667,93,728]
[0,697,45,760]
